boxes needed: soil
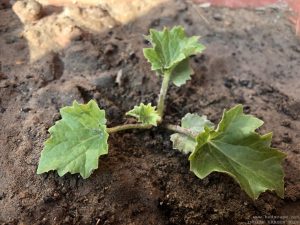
[1,1,300,225]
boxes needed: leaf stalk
[157,71,171,121]
[107,123,152,133]
[107,122,197,139]
[162,124,198,138]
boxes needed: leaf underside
[189,105,286,199]
[171,113,214,154]
[143,26,205,86]
[37,100,108,179]
[126,103,161,126]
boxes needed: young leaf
[37,100,108,179]
[143,26,205,86]
[126,103,161,126]
[189,105,286,199]
[170,113,214,154]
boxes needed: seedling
[37,26,285,199]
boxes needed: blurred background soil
[0,0,299,224]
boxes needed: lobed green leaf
[37,100,108,179]
[189,105,286,199]
[126,103,161,126]
[170,113,214,154]
[143,26,205,86]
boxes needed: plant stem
[107,123,197,139]
[163,124,198,139]
[157,71,171,121]
[107,123,152,133]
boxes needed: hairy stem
[163,124,198,138]
[157,71,171,121]
[107,123,152,133]
[107,123,197,139]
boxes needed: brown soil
[1,1,300,225]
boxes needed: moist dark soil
[1,1,300,225]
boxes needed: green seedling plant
[37,26,286,199]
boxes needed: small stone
[213,13,223,21]
[224,78,235,88]
[239,79,250,87]
[259,85,274,94]
[21,107,31,112]
[115,69,123,86]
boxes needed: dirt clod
[12,0,42,23]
